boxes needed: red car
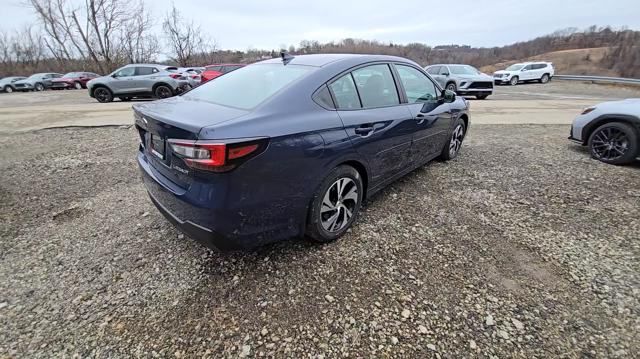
[201,64,245,82]
[50,72,100,90]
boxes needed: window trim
[325,61,404,111]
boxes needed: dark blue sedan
[134,54,470,251]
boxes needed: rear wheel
[93,87,113,103]
[510,76,519,86]
[154,85,173,99]
[440,118,466,161]
[588,122,638,165]
[306,165,363,243]
[446,82,457,92]
[34,83,45,91]
[539,74,550,84]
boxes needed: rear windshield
[63,72,81,78]
[184,64,313,110]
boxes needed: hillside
[480,47,619,76]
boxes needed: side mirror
[111,73,118,78]
[442,89,456,103]
[521,68,527,72]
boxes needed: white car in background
[569,99,640,165]
[493,62,554,86]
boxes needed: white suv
[493,62,554,86]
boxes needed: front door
[110,67,137,94]
[393,64,453,162]
[330,63,414,184]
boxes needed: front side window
[114,67,135,77]
[351,64,399,108]
[395,65,438,103]
[329,73,360,109]
[438,66,450,75]
[184,64,313,110]
[522,64,533,71]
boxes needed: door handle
[354,125,374,136]
[415,114,437,125]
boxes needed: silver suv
[425,64,494,99]
[87,64,190,103]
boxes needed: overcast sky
[5,0,640,50]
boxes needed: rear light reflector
[228,144,258,160]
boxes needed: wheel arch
[152,82,174,94]
[582,114,640,145]
[90,84,110,97]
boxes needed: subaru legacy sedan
[135,54,470,251]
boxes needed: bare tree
[26,0,158,73]
[162,3,215,66]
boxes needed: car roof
[426,64,475,67]
[122,64,167,68]
[258,53,417,67]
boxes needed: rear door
[135,66,160,93]
[394,64,452,161]
[330,63,415,183]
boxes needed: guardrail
[554,75,640,85]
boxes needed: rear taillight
[169,73,182,79]
[168,139,267,172]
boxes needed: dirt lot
[0,82,639,358]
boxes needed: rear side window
[329,73,360,109]
[136,67,158,76]
[184,64,313,110]
[426,66,440,75]
[312,85,335,109]
[352,64,399,108]
[395,65,438,103]
[206,66,223,72]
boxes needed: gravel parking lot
[1,83,639,357]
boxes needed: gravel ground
[1,125,639,358]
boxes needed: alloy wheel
[156,86,172,99]
[446,83,457,92]
[5,86,12,93]
[75,82,82,89]
[510,77,518,86]
[35,83,44,91]
[591,127,630,161]
[541,74,549,83]
[94,88,110,102]
[449,124,465,157]
[320,177,359,232]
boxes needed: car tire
[539,74,550,84]
[154,85,173,99]
[446,82,457,92]
[4,86,13,93]
[93,87,113,103]
[34,83,45,91]
[74,82,83,90]
[439,117,467,161]
[476,94,489,100]
[306,165,363,244]
[510,76,519,86]
[588,122,638,165]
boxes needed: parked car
[87,64,191,103]
[13,73,64,91]
[493,62,554,85]
[50,72,100,90]
[569,98,640,165]
[179,67,204,88]
[134,54,470,251]
[425,64,494,99]
[201,63,245,82]
[0,76,26,93]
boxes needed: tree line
[0,4,638,79]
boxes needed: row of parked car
[0,63,246,101]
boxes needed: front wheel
[93,87,113,103]
[440,118,467,161]
[588,122,638,165]
[446,82,457,92]
[306,165,363,243]
[34,83,45,91]
[4,86,13,93]
[510,76,519,86]
[74,82,83,89]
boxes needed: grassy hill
[480,47,619,76]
